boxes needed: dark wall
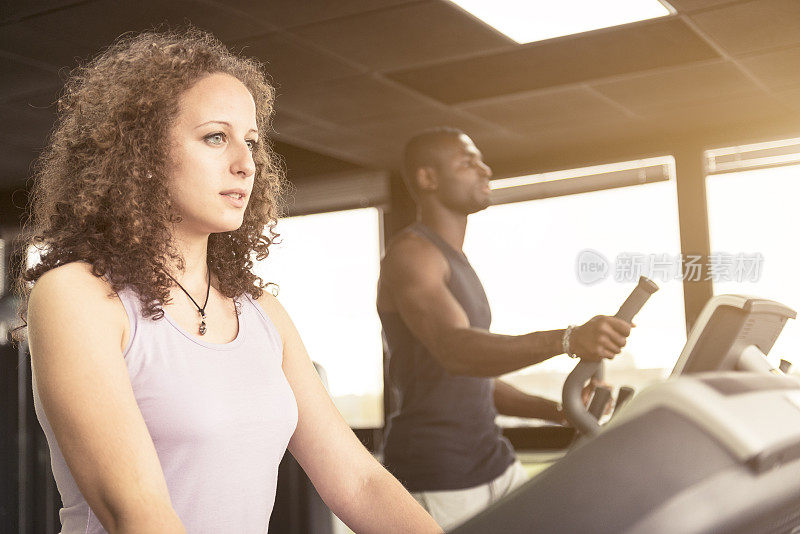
[1,341,61,534]
[0,187,28,229]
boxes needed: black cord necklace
[165,267,211,335]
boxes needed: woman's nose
[231,141,255,178]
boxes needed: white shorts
[411,460,529,531]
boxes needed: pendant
[198,310,207,336]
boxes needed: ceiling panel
[465,131,541,170]
[497,93,797,171]
[0,23,87,69]
[231,32,363,95]
[272,109,390,168]
[503,117,652,161]
[0,0,81,23]
[348,107,505,151]
[640,92,789,127]
[690,0,800,55]
[0,0,268,68]
[739,47,800,90]
[2,0,800,191]
[277,75,430,124]
[592,60,762,114]
[0,56,60,102]
[272,140,362,180]
[216,0,415,29]
[2,85,61,111]
[459,87,630,135]
[386,17,720,104]
[290,1,513,72]
[774,86,800,112]
[665,0,749,12]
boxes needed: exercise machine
[452,281,800,533]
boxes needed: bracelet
[562,325,577,358]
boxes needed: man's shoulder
[381,229,450,290]
[385,226,441,260]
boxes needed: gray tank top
[379,222,515,492]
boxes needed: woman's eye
[205,132,225,145]
[246,139,258,152]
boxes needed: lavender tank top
[32,286,298,533]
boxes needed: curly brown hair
[13,28,285,339]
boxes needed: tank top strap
[410,222,470,266]
[238,290,285,356]
[115,285,143,357]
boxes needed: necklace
[165,267,211,335]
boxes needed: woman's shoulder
[252,290,293,335]
[252,290,282,319]
[30,261,126,329]
[33,261,113,297]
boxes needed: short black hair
[402,126,466,200]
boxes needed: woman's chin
[171,212,246,236]
[214,220,244,234]
[193,220,245,236]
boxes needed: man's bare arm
[381,235,631,377]
[493,379,563,423]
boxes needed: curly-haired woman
[15,29,441,534]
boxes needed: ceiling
[2,0,800,218]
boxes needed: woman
[15,29,441,533]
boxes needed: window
[463,158,686,413]
[253,208,384,428]
[706,140,800,369]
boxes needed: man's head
[402,127,492,215]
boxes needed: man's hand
[557,378,611,426]
[581,377,599,406]
[583,377,614,416]
[570,315,632,361]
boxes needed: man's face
[433,134,493,215]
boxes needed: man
[377,127,632,530]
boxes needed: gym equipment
[451,290,800,534]
[563,276,658,437]
[671,294,796,376]
[452,372,800,533]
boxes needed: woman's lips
[220,192,245,208]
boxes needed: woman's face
[167,72,258,237]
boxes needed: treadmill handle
[562,276,658,437]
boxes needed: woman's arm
[257,293,442,534]
[28,262,185,533]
